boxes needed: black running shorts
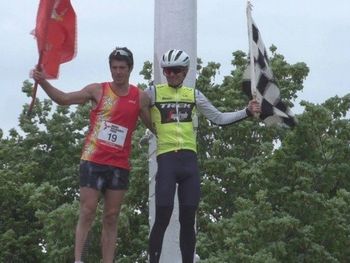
[79,160,129,191]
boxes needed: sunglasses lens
[113,49,130,57]
[164,68,172,74]
[164,67,183,74]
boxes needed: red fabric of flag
[34,0,76,79]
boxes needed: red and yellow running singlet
[81,82,140,170]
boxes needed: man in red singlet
[32,47,153,263]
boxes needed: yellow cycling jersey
[151,84,197,155]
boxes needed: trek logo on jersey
[155,102,195,124]
[160,102,192,109]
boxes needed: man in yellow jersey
[32,47,153,263]
[146,49,260,263]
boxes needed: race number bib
[97,121,128,148]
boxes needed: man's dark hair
[109,47,134,69]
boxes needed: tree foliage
[1,47,349,262]
[195,48,350,263]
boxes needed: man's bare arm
[139,90,156,134]
[32,69,100,106]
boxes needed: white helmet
[161,49,190,68]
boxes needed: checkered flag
[243,2,297,128]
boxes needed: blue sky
[1,0,349,135]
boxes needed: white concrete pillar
[149,0,197,262]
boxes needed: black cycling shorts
[155,150,200,207]
[79,160,129,191]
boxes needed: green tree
[195,48,350,263]
[1,47,349,262]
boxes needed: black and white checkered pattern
[243,5,297,128]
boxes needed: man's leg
[74,187,99,261]
[179,205,197,263]
[101,189,126,263]
[149,206,174,263]
[177,151,200,263]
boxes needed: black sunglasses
[113,49,131,58]
[163,67,185,75]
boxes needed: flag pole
[27,0,56,116]
[246,0,256,99]
[27,58,42,116]
[246,0,260,119]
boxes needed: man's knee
[103,209,120,226]
[80,205,97,224]
[179,206,197,227]
[154,206,173,226]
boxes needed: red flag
[33,0,77,79]
[27,0,76,116]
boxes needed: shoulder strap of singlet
[92,82,108,110]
